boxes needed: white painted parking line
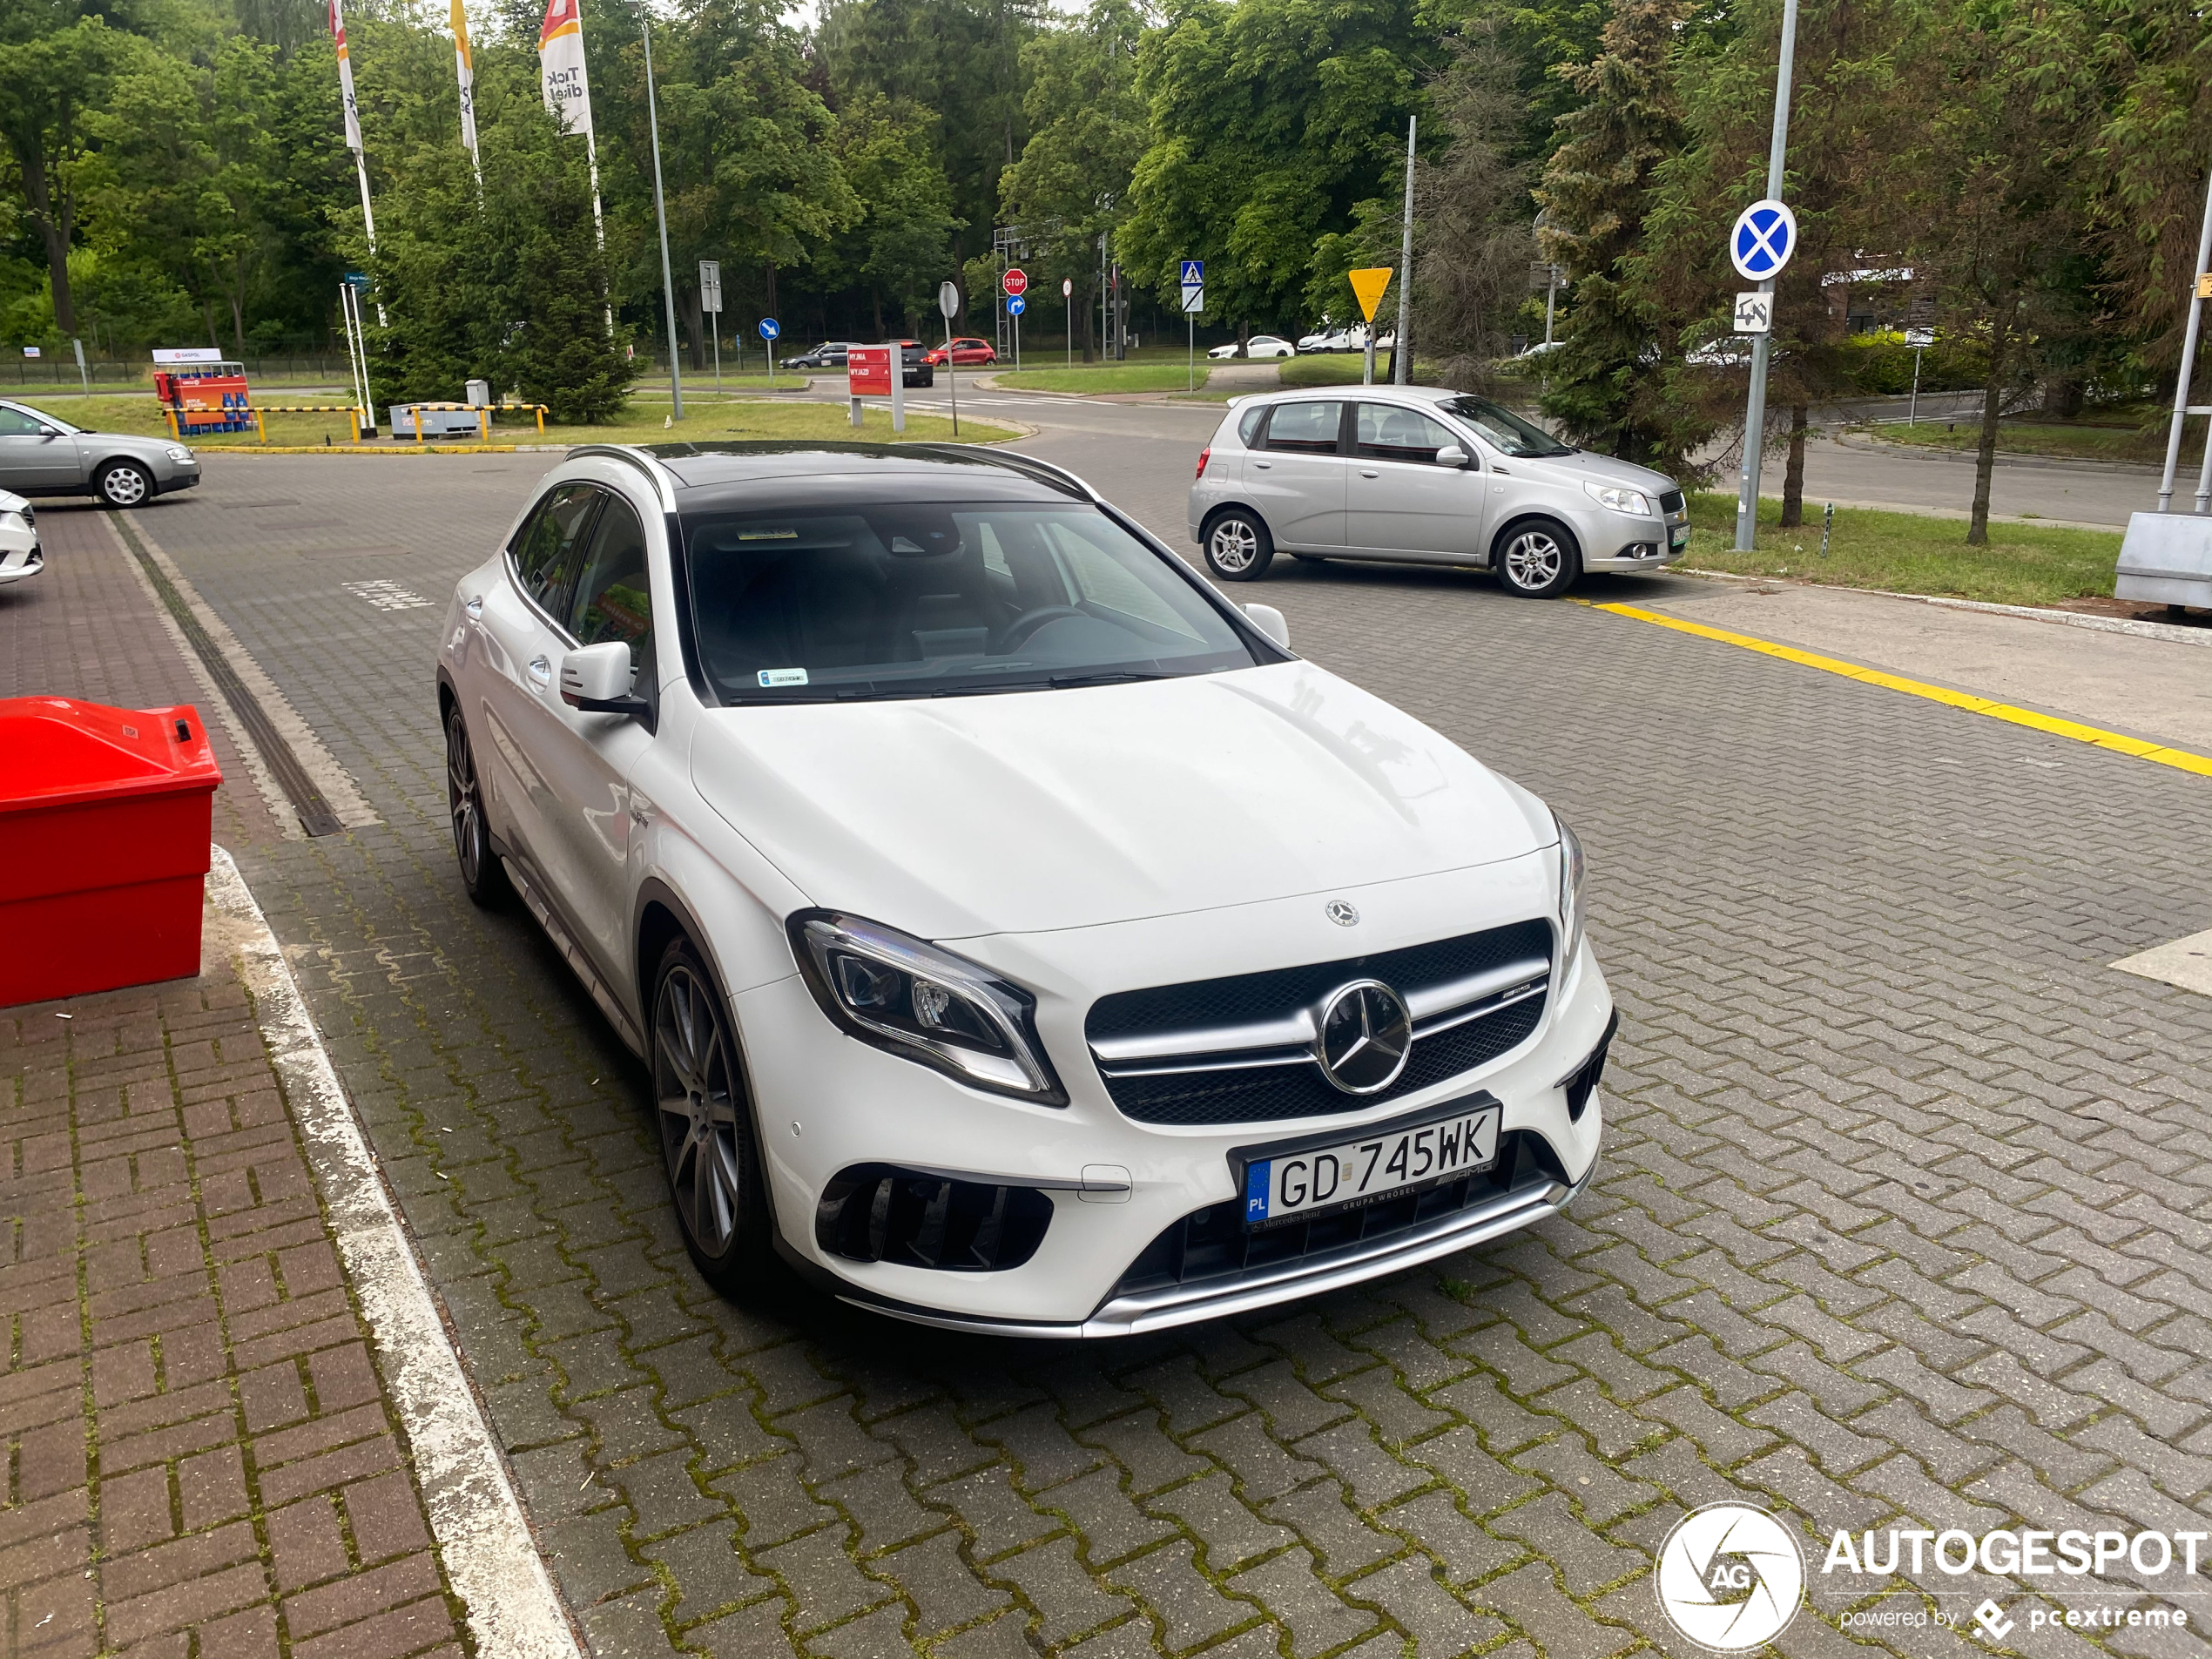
[343,578,435,610]
[2113,927,2212,997]
[207,846,585,1659]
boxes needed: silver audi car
[1188,387,1689,597]
[0,397,201,508]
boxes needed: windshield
[1438,395,1572,458]
[681,501,1259,703]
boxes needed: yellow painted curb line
[1582,599,2212,780]
[206,443,528,455]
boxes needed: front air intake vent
[815,1165,1053,1271]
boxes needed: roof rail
[568,442,680,513]
[907,443,1097,502]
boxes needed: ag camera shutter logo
[1656,1503,1805,1651]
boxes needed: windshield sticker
[738,527,799,540]
[758,667,809,687]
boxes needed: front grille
[1112,1130,1567,1296]
[1085,920,1552,1127]
[814,1165,1053,1271]
[1659,489,1685,515]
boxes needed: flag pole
[636,1,683,421]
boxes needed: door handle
[1252,460,1271,469]
[1359,469,1379,478]
[527,656,552,689]
[464,595,483,619]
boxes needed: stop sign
[1002,267,1028,298]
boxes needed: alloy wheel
[1210,520,1258,573]
[1503,530,1564,591]
[445,707,484,888]
[101,466,150,508]
[655,964,745,1259]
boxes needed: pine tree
[1534,0,1693,466]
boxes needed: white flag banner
[451,0,479,163]
[538,0,594,140]
[329,0,362,153]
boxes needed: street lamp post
[637,2,683,421]
[1731,0,1799,551]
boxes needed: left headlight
[1554,813,1586,965]
[789,911,1066,1104]
[165,445,194,462]
[1583,481,1653,516]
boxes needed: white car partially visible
[1208,336,1298,361]
[0,489,40,587]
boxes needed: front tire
[96,462,154,509]
[1204,509,1275,582]
[652,939,774,1291]
[1494,521,1582,598]
[445,703,509,907]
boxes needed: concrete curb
[1676,567,2212,647]
[1833,428,2163,477]
[208,846,585,1659]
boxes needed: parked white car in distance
[1208,336,1298,360]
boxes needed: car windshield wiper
[1047,669,1182,690]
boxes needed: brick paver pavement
[38,452,2212,1659]
[0,501,279,846]
[1,908,468,1659]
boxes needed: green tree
[0,10,126,334]
[996,0,1145,358]
[1117,0,1430,343]
[833,94,961,336]
[1534,0,1693,465]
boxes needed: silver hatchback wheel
[1497,523,1580,598]
[1203,510,1273,581]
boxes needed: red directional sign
[1001,267,1028,298]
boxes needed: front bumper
[734,863,1612,1331]
[0,540,42,585]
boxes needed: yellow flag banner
[1348,268,1393,322]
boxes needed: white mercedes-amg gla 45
[435,442,1615,1336]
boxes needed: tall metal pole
[2155,159,2212,512]
[637,4,683,421]
[1732,0,1799,550]
[1394,115,1415,383]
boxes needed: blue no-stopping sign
[1730,200,1796,282]
[758,317,779,340]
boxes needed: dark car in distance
[779,341,852,370]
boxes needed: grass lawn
[1857,411,2193,466]
[1276,355,1447,388]
[24,392,1010,449]
[1678,491,2123,608]
[989,363,1211,394]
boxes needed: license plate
[1669,526,1691,548]
[1242,1103,1501,1231]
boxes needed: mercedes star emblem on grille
[1325,899,1359,927]
[1313,980,1413,1094]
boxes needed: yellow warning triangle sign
[1348,267,1393,321]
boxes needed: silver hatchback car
[1188,387,1689,597]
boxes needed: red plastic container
[0,698,223,1008]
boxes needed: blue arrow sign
[1007,295,1026,316]
[1180,259,1204,287]
[758,317,780,340]
[1729,200,1796,282]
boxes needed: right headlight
[789,911,1066,1104]
[1583,481,1653,516]
[1554,813,1586,965]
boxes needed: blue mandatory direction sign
[758,317,780,340]
[1180,258,1204,287]
[1006,295,1026,315]
[1730,199,1797,282]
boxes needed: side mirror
[561,641,651,721]
[1243,603,1291,651]
[1435,445,1471,469]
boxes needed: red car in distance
[924,337,998,367]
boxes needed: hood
[0,489,26,514]
[690,661,1553,939]
[1526,448,1677,498]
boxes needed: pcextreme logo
[1656,1503,1806,1651]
